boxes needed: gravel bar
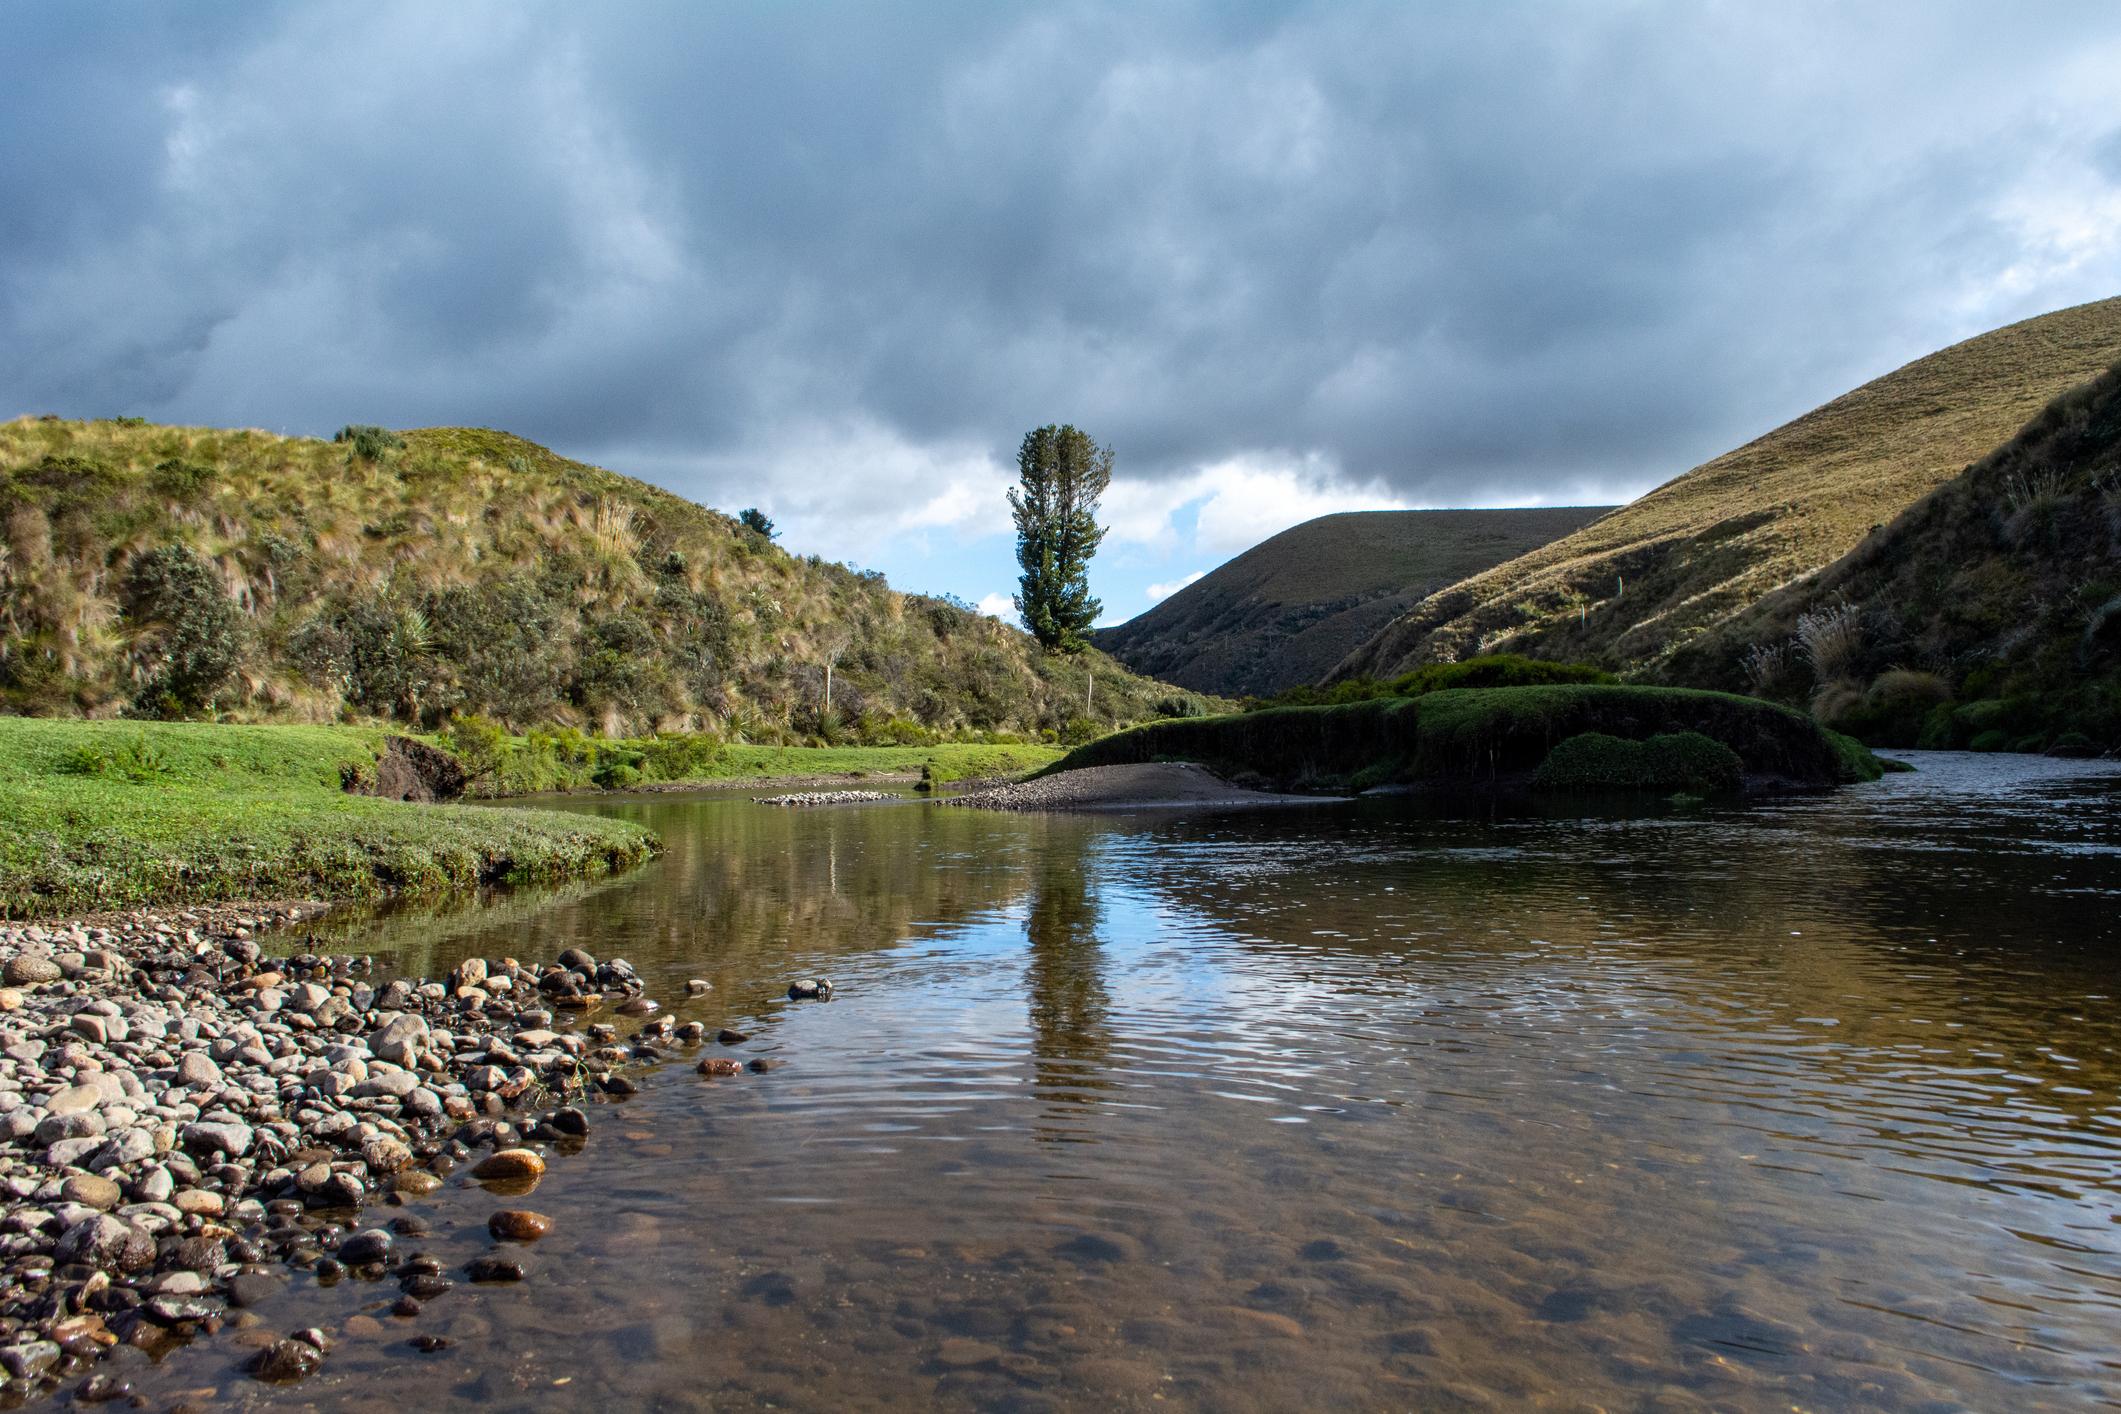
[0,902,713,1399]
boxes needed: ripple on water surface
[127,755,2121,1410]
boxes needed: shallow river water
[104,753,2121,1410]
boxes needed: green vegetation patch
[1050,683,1879,790]
[0,718,657,918]
[1257,653,1614,709]
[1531,732,1743,794]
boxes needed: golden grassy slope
[1336,295,2121,681]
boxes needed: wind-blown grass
[0,718,657,918]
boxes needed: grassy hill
[0,418,1189,739]
[1336,296,2121,682]
[1094,507,1611,696]
[1667,360,2121,752]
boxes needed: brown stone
[487,1209,554,1242]
[471,1148,546,1182]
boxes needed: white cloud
[1099,452,1410,564]
[1145,570,1205,601]
[976,592,1015,620]
[652,416,1014,567]
[1188,453,1410,556]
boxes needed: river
[100,752,2121,1410]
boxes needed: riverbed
[81,752,2121,1410]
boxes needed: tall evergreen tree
[1009,425,1111,652]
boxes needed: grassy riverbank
[0,718,658,918]
[1047,684,1882,791]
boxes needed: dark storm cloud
[5,1,2121,520]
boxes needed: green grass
[1341,295,2121,682]
[0,719,658,919]
[1046,683,1879,790]
[1094,507,1610,697]
[1531,731,1744,794]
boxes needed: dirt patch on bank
[947,762,1340,812]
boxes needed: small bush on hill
[334,425,404,460]
[1531,731,1743,794]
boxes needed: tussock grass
[0,718,658,918]
[1340,296,2121,681]
[1095,507,1610,697]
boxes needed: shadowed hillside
[0,419,1186,738]
[1669,360,2121,752]
[1337,296,2121,682]
[1094,507,1610,696]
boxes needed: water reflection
[126,757,2121,1411]
[1020,820,1114,1130]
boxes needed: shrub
[738,508,777,539]
[120,544,244,717]
[1059,716,1103,745]
[445,713,508,781]
[1153,693,1209,719]
[334,425,404,460]
[636,732,721,780]
[591,757,642,790]
[149,458,215,500]
[1817,668,1951,747]
[1531,731,1744,794]
[1968,729,2009,752]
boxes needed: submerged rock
[487,1209,554,1242]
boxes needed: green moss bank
[0,719,658,918]
[1046,685,1881,792]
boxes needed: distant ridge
[1094,507,1612,696]
[1336,295,2121,682]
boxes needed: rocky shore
[0,902,705,1403]
[751,790,898,807]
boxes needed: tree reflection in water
[1019,818,1115,1138]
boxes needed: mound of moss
[1531,732,1743,794]
[1048,683,1880,791]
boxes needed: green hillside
[0,419,1187,738]
[1669,360,2121,752]
[1094,507,1610,696]
[1337,296,2121,682]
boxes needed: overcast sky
[7,3,2121,622]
